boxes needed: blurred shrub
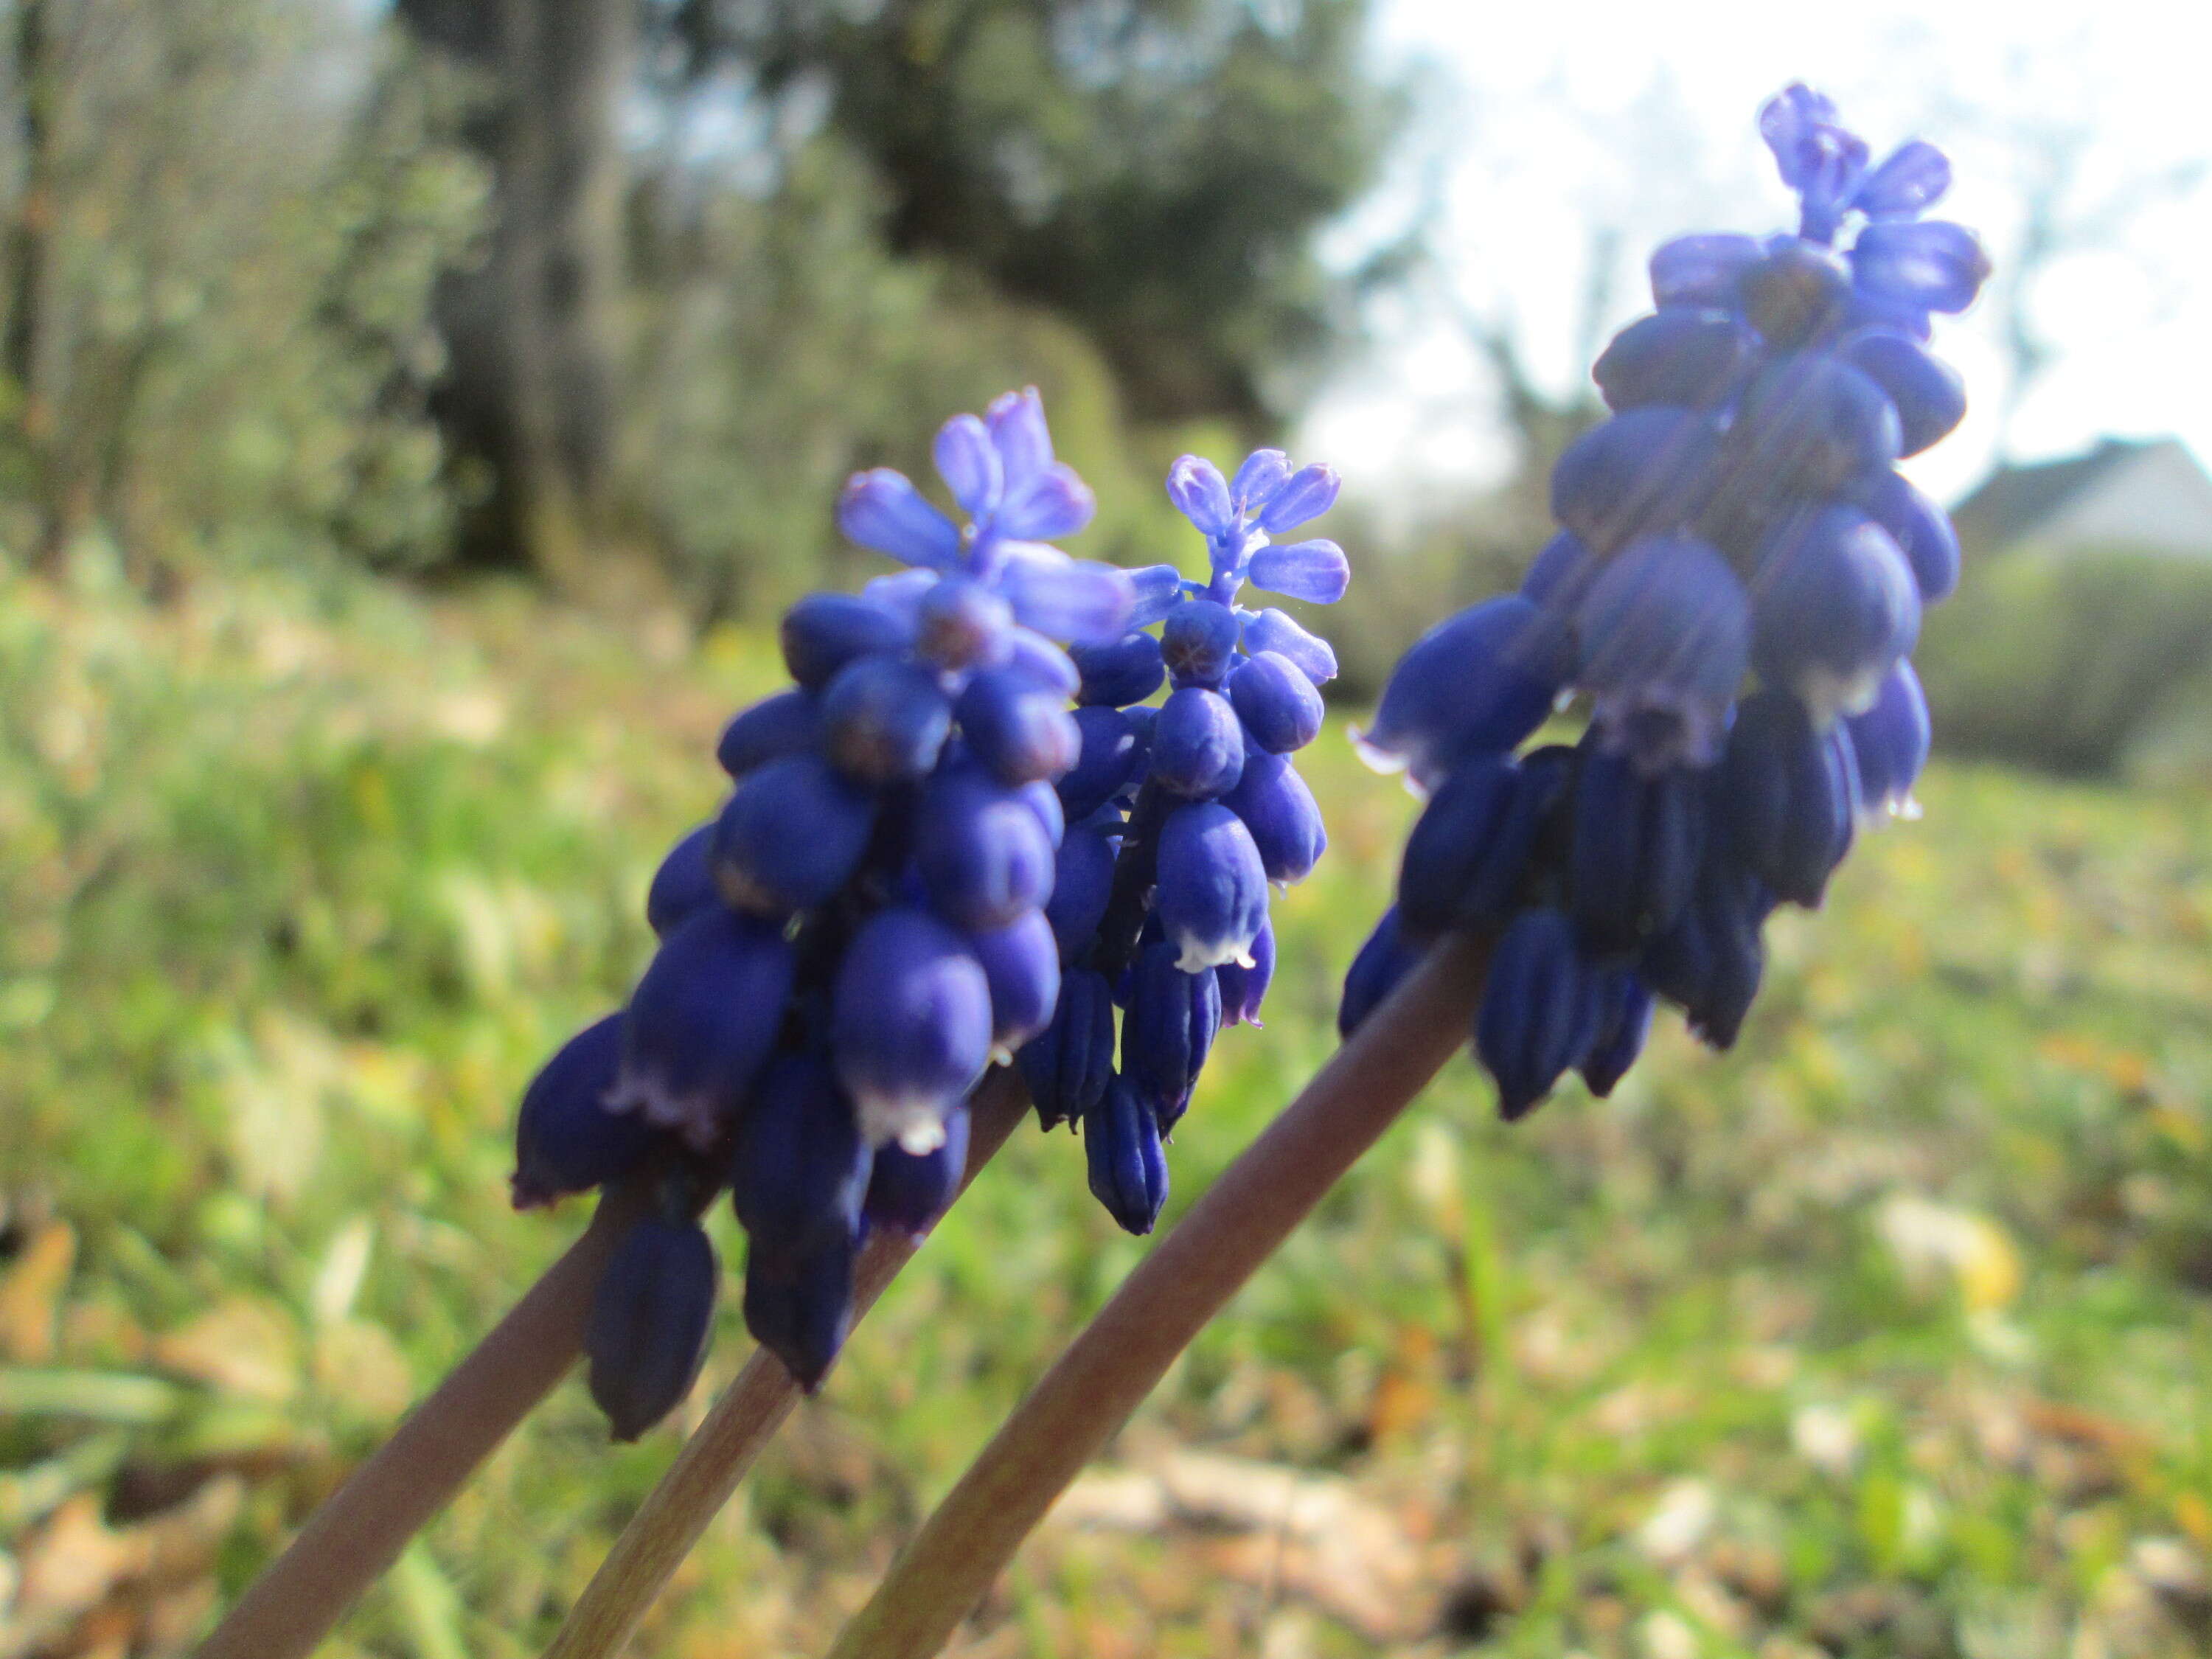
[1917,545,2212,775]
[0,1,486,577]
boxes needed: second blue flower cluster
[1343,86,1986,1119]
[1019,449,1349,1235]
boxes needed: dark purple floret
[1474,909,1605,1121]
[587,1217,718,1441]
[1714,691,1860,908]
[1085,1075,1171,1235]
[866,1103,970,1238]
[1593,308,1757,411]
[1339,906,1420,1040]
[914,767,1056,933]
[1057,706,1143,821]
[1217,918,1275,1028]
[1155,801,1270,972]
[742,1228,859,1392]
[612,907,794,1149]
[1568,745,1707,953]
[1161,600,1242,688]
[646,824,718,940]
[1579,972,1654,1097]
[512,1014,659,1208]
[1840,330,1966,458]
[1121,939,1222,1124]
[1017,967,1116,1130]
[729,1052,872,1258]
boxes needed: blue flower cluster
[1342,87,1983,1119]
[510,389,1138,1430]
[1018,448,1349,1235]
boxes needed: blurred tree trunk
[8,0,85,570]
[400,0,630,585]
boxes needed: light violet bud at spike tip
[831,906,994,1152]
[1853,139,1950,218]
[986,386,1054,486]
[1242,608,1338,686]
[1155,800,1269,972]
[1231,448,1293,511]
[997,462,1097,543]
[1253,464,1340,535]
[1166,455,1234,537]
[1126,564,1188,628]
[933,413,1003,518]
[995,546,1133,644]
[611,908,794,1148]
[836,469,961,569]
[1246,539,1349,605]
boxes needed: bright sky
[1301,0,2212,512]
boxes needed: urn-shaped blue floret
[717,689,818,779]
[1846,658,1931,817]
[712,755,877,916]
[1751,505,1920,720]
[1221,749,1326,886]
[1649,232,1763,310]
[1714,691,1860,908]
[1242,608,1338,686]
[1357,596,1559,790]
[612,907,794,1147]
[1840,330,1966,458]
[1339,905,1420,1040]
[830,906,994,1151]
[1087,1075,1170,1235]
[1730,353,1902,497]
[1593,308,1756,411]
[729,1052,872,1258]
[1217,917,1275,1028]
[588,1217,717,1441]
[1851,469,1959,603]
[1155,801,1270,972]
[820,655,953,785]
[742,1228,858,1392]
[1580,972,1655,1097]
[1044,824,1117,962]
[1057,706,1143,821]
[866,1103,969,1239]
[1521,531,1595,608]
[646,824,717,939]
[1229,651,1325,754]
[967,908,1062,1051]
[956,664,1082,786]
[915,768,1056,933]
[1640,860,1770,1051]
[1550,406,1719,554]
[1161,600,1242,687]
[781,593,913,691]
[1017,967,1116,1130]
[1122,939,1223,1124]
[1247,539,1351,605]
[1575,534,1749,772]
[1568,745,1706,952]
[914,577,1015,671]
[1474,908,1605,1121]
[1071,633,1166,708]
[1397,753,1535,938]
[512,1014,659,1208]
[1151,686,1246,799]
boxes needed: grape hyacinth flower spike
[1018,444,1350,1234]
[1348,84,1987,1119]
[519,388,1133,1419]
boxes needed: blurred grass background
[6,563,2212,1658]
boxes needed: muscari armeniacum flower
[1344,86,1984,1120]
[1016,442,1351,1231]
[513,389,1142,1420]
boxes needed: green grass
[6,566,2212,1658]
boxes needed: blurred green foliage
[6,570,2212,1658]
[1918,546,2212,776]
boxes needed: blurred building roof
[1951,437,2212,558]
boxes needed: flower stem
[822,933,1491,1659]
[539,1065,1034,1659]
[194,1178,651,1659]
